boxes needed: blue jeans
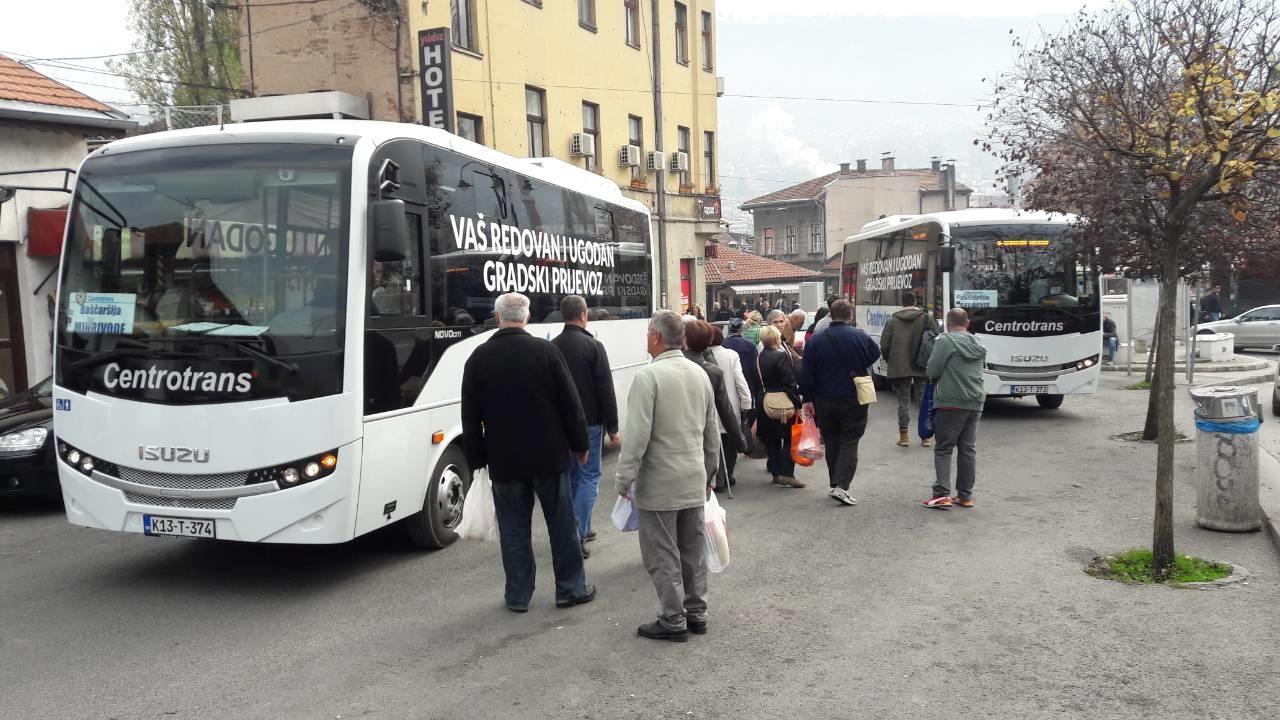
[1104,336,1118,362]
[569,425,604,542]
[491,471,588,608]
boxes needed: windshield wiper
[62,338,166,372]
[184,333,299,375]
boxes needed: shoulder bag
[757,354,797,422]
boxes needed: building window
[457,112,483,145]
[525,86,547,158]
[451,0,478,52]
[784,226,797,255]
[674,2,689,65]
[579,0,596,29]
[701,11,713,70]
[624,0,640,48]
[703,131,715,190]
[628,114,643,180]
[762,228,775,256]
[809,224,823,254]
[582,102,600,171]
[676,125,691,188]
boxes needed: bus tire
[404,445,470,549]
[1036,394,1064,409]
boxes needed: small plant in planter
[1087,549,1232,585]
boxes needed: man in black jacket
[461,292,596,613]
[552,295,620,556]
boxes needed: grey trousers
[638,507,708,630]
[932,409,981,499]
[892,377,924,429]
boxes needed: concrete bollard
[1190,386,1262,532]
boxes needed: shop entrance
[0,244,29,398]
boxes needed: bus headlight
[245,450,340,489]
[1076,354,1100,370]
[58,442,97,476]
[280,467,300,486]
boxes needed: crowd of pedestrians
[460,291,987,642]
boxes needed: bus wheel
[1036,394,1065,409]
[404,445,470,549]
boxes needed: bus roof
[846,208,1079,244]
[89,120,650,216]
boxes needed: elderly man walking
[880,291,941,448]
[923,308,988,509]
[552,294,620,558]
[461,293,596,612]
[616,310,720,642]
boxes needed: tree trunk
[1142,295,1163,440]
[1151,237,1179,581]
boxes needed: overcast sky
[1,1,1081,224]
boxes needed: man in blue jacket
[800,300,882,506]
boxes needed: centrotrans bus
[841,208,1100,408]
[53,120,654,547]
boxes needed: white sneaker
[829,487,858,506]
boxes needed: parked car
[0,376,57,500]
[1197,304,1280,350]
[1273,345,1279,417]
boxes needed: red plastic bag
[790,416,822,466]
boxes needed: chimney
[839,162,851,175]
[856,159,866,173]
[881,152,895,171]
[931,156,941,172]
[943,160,957,211]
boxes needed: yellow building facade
[410,0,722,311]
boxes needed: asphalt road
[3,380,1279,720]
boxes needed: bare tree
[985,0,1280,579]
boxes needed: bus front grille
[117,466,250,491]
[124,491,237,511]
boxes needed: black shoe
[507,604,528,613]
[637,621,688,642]
[584,530,598,543]
[687,619,708,635]
[556,585,597,609]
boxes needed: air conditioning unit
[570,132,596,158]
[669,151,690,173]
[646,151,667,172]
[618,144,641,168]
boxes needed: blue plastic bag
[918,383,936,439]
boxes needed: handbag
[918,382,936,439]
[915,326,938,370]
[758,353,797,422]
[853,374,877,406]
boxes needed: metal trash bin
[1190,386,1262,532]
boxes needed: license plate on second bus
[143,515,216,539]
[1012,385,1050,394]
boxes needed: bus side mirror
[371,199,410,262]
[938,246,956,273]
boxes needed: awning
[729,283,800,294]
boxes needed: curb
[1191,372,1276,388]
[1260,446,1280,557]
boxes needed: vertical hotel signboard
[418,27,454,132]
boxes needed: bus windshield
[57,143,352,403]
[950,224,1097,312]
[60,144,351,351]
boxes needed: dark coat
[800,321,882,401]
[723,333,762,400]
[685,351,746,453]
[461,328,589,483]
[757,346,800,440]
[551,324,619,433]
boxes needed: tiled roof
[823,253,843,270]
[704,242,822,284]
[742,168,973,209]
[740,172,839,209]
[0,54,115,113]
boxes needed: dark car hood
[0,389,53,434]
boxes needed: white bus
[52,120,654,547]
[841,209,1101,408]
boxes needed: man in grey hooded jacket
[923,308,987,509]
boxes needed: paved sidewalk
[3,377,1278,719]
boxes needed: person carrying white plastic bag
[703,491,730,573]
[612,484,639,532]
[457,469,499,542]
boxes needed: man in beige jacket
[616,309,720,643]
